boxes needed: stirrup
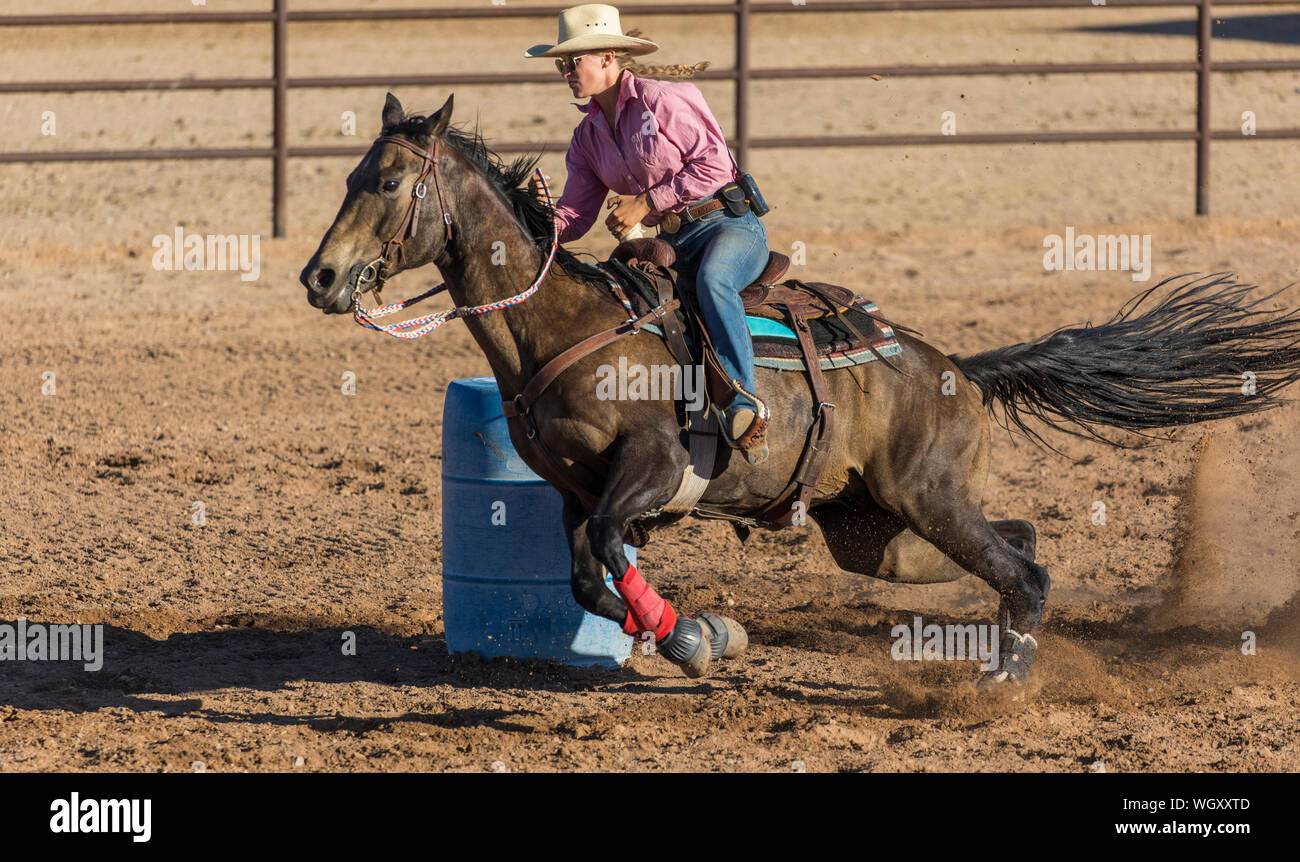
[715,387,770,465]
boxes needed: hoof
[977,669,1024,690]
[977,628,1038,688]
[658,617,712,679]
[696,612,749,660]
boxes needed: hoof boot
[658,617,712,678]
[977,628,1038,689]
[696,612,749,660]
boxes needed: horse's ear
[424,94,453,138]
[381,92,405,130]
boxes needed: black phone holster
[719,183,750,217]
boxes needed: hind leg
[897,499,1050,684]
[860,381,1049,681]
[813,498,1036,586]
[993,519,1037,562]
[816,500,1048,683]
[865,437,1049,684]
[879,519,1036,584]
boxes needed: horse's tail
[948,273,1300,448]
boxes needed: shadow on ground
[1074,13,1300,47]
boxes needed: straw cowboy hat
[523,4,659,59]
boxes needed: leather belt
[658,197,725,234]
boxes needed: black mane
[385,114,614,293]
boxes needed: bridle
[345,132,562,341]
[351,134,455,307]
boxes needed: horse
[300,93,1300,685]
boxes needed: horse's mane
[385,113,616,295]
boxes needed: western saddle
[501,234,899,533]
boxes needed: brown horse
[301,94,1300,685]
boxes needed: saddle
[595,236,905,529]
[604,238,901,367]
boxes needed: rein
[350,134,559,340]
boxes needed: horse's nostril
[314,268,336,291]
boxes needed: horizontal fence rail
[2,1,1298,233]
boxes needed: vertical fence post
[273,0,288,237]
[735,0,750,168]
[1196,0,1212,215]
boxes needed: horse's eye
[383,178,400,192]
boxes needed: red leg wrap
[615,563,677,642]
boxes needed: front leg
[561,491,628,623]
[583,434,744,678]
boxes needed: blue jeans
[661,198,769,410]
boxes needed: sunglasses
[554,53,607,75]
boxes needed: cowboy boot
[720,391,770,466]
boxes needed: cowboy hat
[523,4,659,59]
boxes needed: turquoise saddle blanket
[642,300,903,372]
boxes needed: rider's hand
[605,193,652,240]
[528,172,554,208]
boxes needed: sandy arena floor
[1,2,1298,771]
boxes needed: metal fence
[2,0,1298,234]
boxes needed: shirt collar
[571,70,639,117]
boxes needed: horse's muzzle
[301,262,359,314]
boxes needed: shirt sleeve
[644,85,734,215]
[551,140,608,245]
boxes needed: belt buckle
[661,211,681,233]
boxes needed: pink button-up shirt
[551,70,738,244]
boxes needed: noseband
[352,134,455,306]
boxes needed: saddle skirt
[599,237,905,376]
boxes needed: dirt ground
[1,3,1299,771]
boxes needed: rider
[524,3,772,463]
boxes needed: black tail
[950,273,1300,448]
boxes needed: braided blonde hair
[615,29,710,80]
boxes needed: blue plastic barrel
[441,376,633,666]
